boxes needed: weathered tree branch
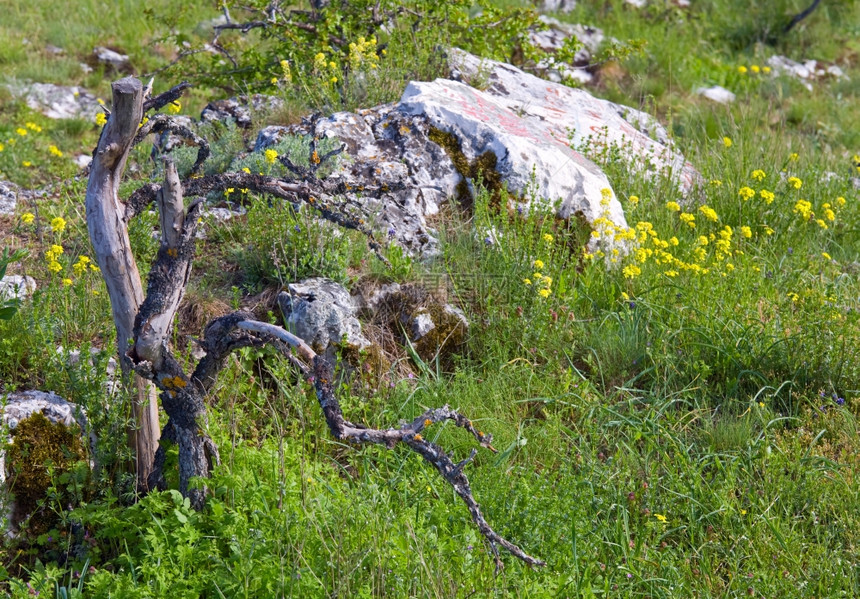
[784,0,823,34]
[228,319,544,568]
[85,76,160,490]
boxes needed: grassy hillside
[1,1,858,597]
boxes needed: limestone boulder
[1,391,89,528]
[277,278,371,355]
[7,83,102,120]
[0,275,36,303]
[0,180,18,215]
[200,94,285,129]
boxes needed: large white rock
[444,48,699,196]
[400,78,626,231]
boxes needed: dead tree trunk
[85,77,160,491]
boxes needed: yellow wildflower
[16,128,27,136]
[722,137,732,148]
[710,179,722,186]
[699,205,719,222]
[264,149,278,164]
[0,142,4,152]
[737,66,748,74]
[740,226,752,238]
[654,513,667,523]
[788,176,802,189]
[750,65,760,74]
[25,122,42,132]
[523,278,532,286]
[679,213,695,228]
[822,252,832,260]
[533,259,544,270]
[788,152,798,161]
[95,112,107,126]
[280,59,292,82]
[62,278,73,286]
[762,66,771,74]
[543,233,554,243]
[21,212,35,224]
[835,196,846,207]
[48,145,63,157]
[22,161,32,167]
[759,189,775,204]
[762,225,774,236]
[738,186,755,201]
[665,201,680,212]
[51,216,66,233]
[166,101,181,114]
[697,235,709,246]
[242,167,251,174]
[628,195,639,205]
[538,288,551,298]
[793,199,813,219]
[750,169,766,181]
[816,219,828,229]
[622,264,641,278]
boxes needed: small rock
[200,94,284,129]
[411,312,436,340]
[0,275,36,302]
[696,85,736,104]
[537,0,577,12]
[0,180,18,215]
[253,125,291,152]
[45,44,64,55]
[74,154,92,169]
[93,46,130,71]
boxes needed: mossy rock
[411,303,468,370]
[4,411,87,530]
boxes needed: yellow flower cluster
[530,259,552,297]
[737,64,770,74]
[72,255,98,276]
[95,112,107,126]
[48,145,63,158]
[21,212,35,224]
[51,216,66,233]
[698,205,719,222]
[264,149,278,165]
[738,186,755,201]
[751,169,766,181]
[45,244,64,274]
[348,35,379,70]
[166,101,181,114]
[280,59,292,83]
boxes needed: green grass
[1,0,859,597]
